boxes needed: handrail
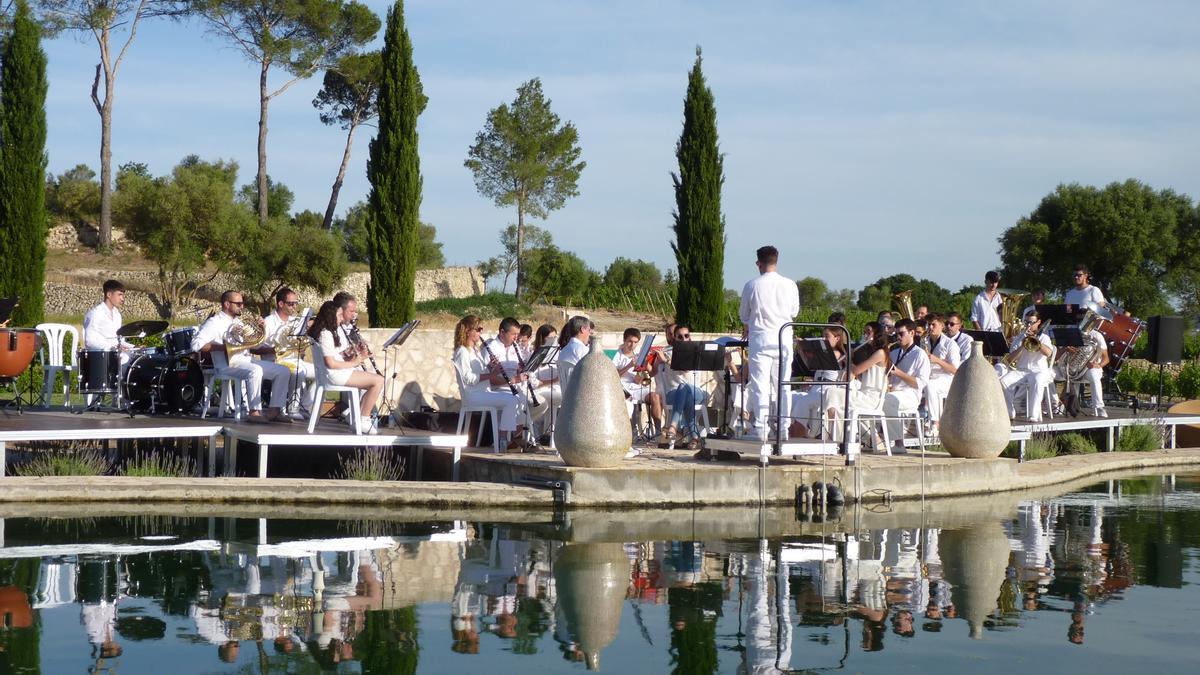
[774,321,855,465]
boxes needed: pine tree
[0,0,49,326]
[366,0,425,326]
[671,47,726,331]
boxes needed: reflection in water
[0,474,1197,672]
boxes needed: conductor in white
[191,290,291,423]
[740,246,800,439]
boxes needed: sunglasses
[283,300,299,306]
[472,326,483,332]
[229,301,244,306]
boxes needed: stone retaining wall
[42,267,485,320]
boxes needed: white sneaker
[1094,407,1108,418]
[624,447,640,459]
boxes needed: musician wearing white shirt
[482,317,547,426]
[1065,328,1109,418]
[998,311,1055,422]
[739,245,801,440]
[261,287,316,416]
[452,315,522,446]
[945,312,973,362]
[1064,265,1106,312]
[885,319,931,452]
[1021,289,1046,322]
[190,290,291,423]
[556,316,593,394]
[82,279,133,356]
[970,270,1003,331]
[924,314,961,429]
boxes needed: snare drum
[122,353,204,414]
[78,349,120,393]
[162,327,197,356]
[0,328,40,379]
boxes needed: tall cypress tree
[671,47,725,331]
[0,0,48,326]
[365,0,425,326]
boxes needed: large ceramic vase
[940,341,1010,458]
[554,337,632,467]
[940,520,1011,639]
[554,542,628,670]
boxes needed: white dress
[821,361,887,442]
[319,329,355,386]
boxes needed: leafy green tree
[415,221,443,269]
[37,0,186,250]
[291,208,322,229]
[524,244,594,303]
[195,0,379,226]
[236,175,293,220]
[603,257,662,289]
[365,0,422,326]
[999,180,1197,314]
[0,0,48,325]
[313,49,383,230]
[856,273,953,316]
[671,48,725,331]
[337,199,368,262]
[45,163,100,224]
[236,217,347,310]
[479,223,551,293]
[464,77,585,300]
[795,276,828,308]
[116,156,247,317]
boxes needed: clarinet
[481,340,522,398]
[514,347,541,407]
[349,320,382,375]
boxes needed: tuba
[892,290,915,321]
[224,316,267,360]
[998,290,1028,342]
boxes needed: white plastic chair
[307,342,364,435]
[201,350,253,421]
[453,360,503,452]
[848,404,891,456]
[35,323,78,408]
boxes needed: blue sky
[41,0,1200,294]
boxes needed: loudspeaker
[1147,316,1184,365]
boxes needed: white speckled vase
[940,341,1011,459]
[554,337,632,467]
[554,542,628,670]
[940,521,1010,639]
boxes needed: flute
[482,340,522,398]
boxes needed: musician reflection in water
[82,279,133,373]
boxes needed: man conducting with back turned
[740,245,800,441]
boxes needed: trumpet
[1001,324,1044,369]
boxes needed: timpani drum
[78,349,120,394]
[0,328,40,379]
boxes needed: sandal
[659,427,677,450]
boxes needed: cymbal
[117,320,169,338]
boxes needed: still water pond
[1,474,1198,673]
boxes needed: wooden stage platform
[0,409,469,480]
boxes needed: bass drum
[122,353,205,414]
[1098,312,1144,373]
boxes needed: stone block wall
[41,267,485,320]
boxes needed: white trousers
[464,388,522,433]
[790,389,824,437]
[225,357,291,411]
[926,375,953,423]
[747,331,793,429]
[884,389,921,442]
[1000,368,1055,421]
[1071,366,1105,411]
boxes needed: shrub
[1053,432,1098,455]
[16,448,110,476]
[1002,434,1056,460]
[1117,423,1165,452]
[1178,362,1200,400]
[120,451,196,477]
[415,292,531,321]
[337,448,405,481]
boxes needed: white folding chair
[35,323,78,408]
[307,342,364,435]
[201,350,253,421]
[453,360,503,452]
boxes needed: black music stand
[670,341,725,372]
[795,337,841,374]
[1036,304,1083,327]
[379,320,419,429]
[708,337,748,439]
[964,330,1010,359]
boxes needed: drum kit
[79,320,205,416]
